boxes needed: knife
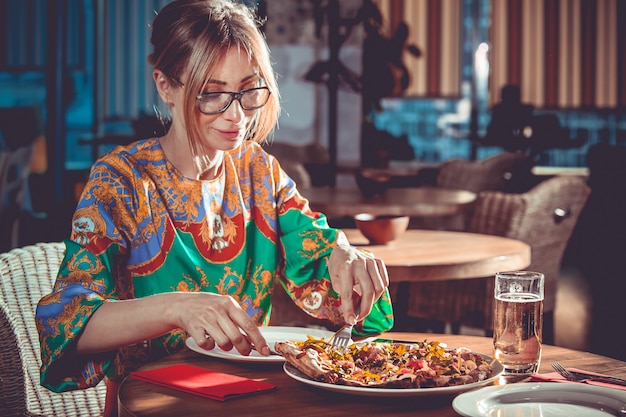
[567,370,626,387]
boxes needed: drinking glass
[493,271,544,375]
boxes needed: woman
[36,0,393,414]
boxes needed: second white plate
[453,382,626,417]
[185,325,335,363]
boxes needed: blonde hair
[148,0,280,155]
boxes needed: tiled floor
[553,267,592,351]
[558,265,626,362]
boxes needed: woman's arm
[266,148,393,333]
[76,291,272,356]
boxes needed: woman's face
[180,48,263,153]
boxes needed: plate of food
[276,338,504,397]
[185,326,336,363]
[452,382,626,416]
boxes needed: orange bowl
[353,213,409,245]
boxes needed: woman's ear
[154,70,174,104]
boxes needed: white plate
[453,382,626,417]
[185,326,336,363]
[283,352,504,397]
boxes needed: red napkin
[130,364,277,401]
[530,367,626,391]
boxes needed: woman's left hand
[328,233,389,325]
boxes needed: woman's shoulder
[94,138,163,170]
[100,137,160,159]
[80,138,168,207]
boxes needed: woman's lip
[216,129,243,140]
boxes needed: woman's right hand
[172,292,271,356]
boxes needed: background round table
[299,186,477,218]
[343,228,531,282]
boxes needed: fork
[330,301,362,349]
[552,362,581,381]
[552,362,626,387]
[329,322,353,349]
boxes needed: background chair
[0,242,106,417]
[0,145,34,251]
[413,151,536,231]
[405,175,591,345]
[436,151,536,194]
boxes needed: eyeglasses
[168,76,271,114]
[195,87,271,114]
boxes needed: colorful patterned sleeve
[36,157,132,392]
[271,159,394,335]
[36,240,120,391]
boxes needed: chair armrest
[0,300,28,416]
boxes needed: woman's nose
[221,98,245,122]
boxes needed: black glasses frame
[195,87,271,114]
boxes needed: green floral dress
[36,139,394,392]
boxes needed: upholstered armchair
[406,175,591,345]
[436,151,536,194]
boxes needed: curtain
[98,0,170,123]
[373,0,463,98]
[1,0,84,70]
[490,0,626,109]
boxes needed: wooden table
[118,332,626,417]
[344,229,531,283]
[300,186,476,218]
